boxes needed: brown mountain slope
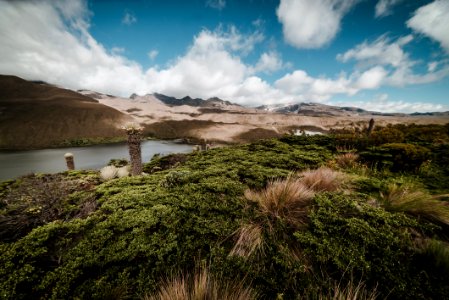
[0,75,133,149]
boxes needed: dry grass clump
[145,268,258,300]
[317,280,378,300]
[299,167,345,193]
[334,153,359,169]
[230,223,263,258]
[245,176,315,230]
[380,183,449,225]
[235,168,346,259]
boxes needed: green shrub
[380,143,430,172]
[1,136,448,299]
[107,158,129,167]
[160,170,192,188]
[359,143,430,172]
[0,173,98,242]
[371,127,405,145]
[294,193,421,299]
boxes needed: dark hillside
[0,75,132,149]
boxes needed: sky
[0,0,449,113]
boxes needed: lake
[0,140,193,181]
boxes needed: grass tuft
[230,223,263,258]
[334,152,360,169]
[319,279,378,300]
[245,175,315,230]
[380,183,449,226]
[145,268,258,300]
[299,167,345,193]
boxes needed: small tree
[123,124,143,176]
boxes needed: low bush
[0,173,98,242]
[359,143,430,172]
[1,135,449,299]
[371,127,405,145]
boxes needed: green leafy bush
[359,143,430,172]
[371,127,405,145]
[1,136,448,299]
[380,143,430,172]
[294,193,421,299]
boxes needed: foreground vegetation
[1,123,449,299]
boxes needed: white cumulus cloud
[354,66,387,89]
[251,51,288,74]
[276,0,359,49]
[407,0,449,53]
[337,35,413,67]
[0,0,445,112]
[375,0,404,18]
[337,34,449,87]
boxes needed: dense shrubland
[1,123,449,299]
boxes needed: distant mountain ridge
[152,93,238,108]
[257,102,449,117]
[79,89,447,117]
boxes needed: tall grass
[317,280,378,300]
[380,183,449,225]
[334,153,359,169]
[301,277,378,300]
[417,239,449,273]
[244,175,315,230]
[230,223,263,258]
[299,167,345,193]
[237,168,346,256]
[145,268,258,300]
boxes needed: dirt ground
[95,93,449,144]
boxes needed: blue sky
[1,0,449,112]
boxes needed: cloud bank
[0,0,447,113]
[407,0,449,53]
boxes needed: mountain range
[1,75,448,149]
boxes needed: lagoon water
[0,140,193,181]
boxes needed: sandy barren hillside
[82,90,449,144]
[0,75,132,149]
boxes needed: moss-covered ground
[1,124,449,299]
